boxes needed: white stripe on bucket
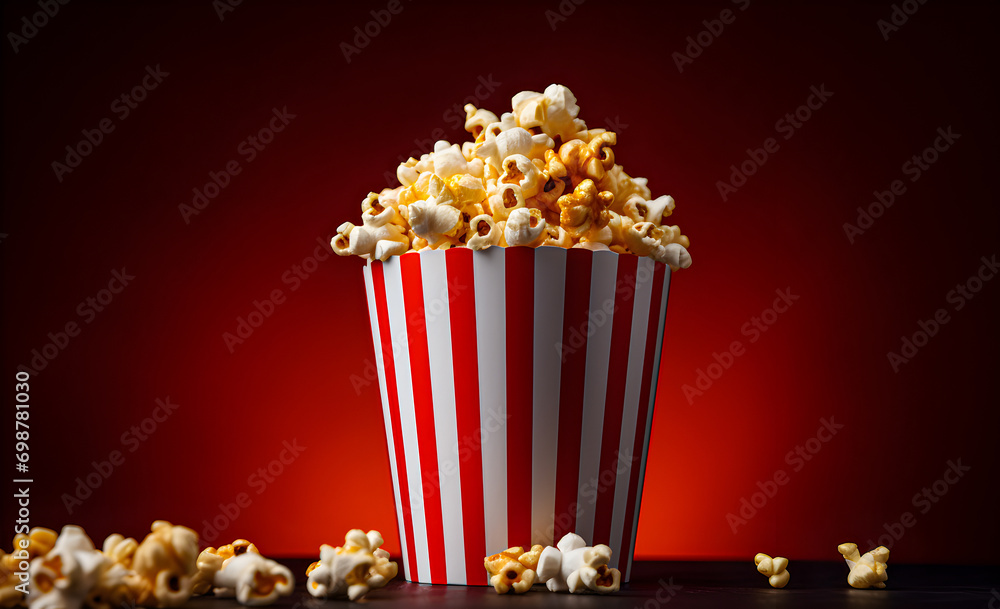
[531,246,567,547]
[383,259,431,582]
[575,251,619,543]
[419,250,467,584]
[608,257,654,563]
[363,265,411,569]
[626,268,671,581]
[473,246,507,554]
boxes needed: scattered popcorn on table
[306,530,397,601]
[753,553,790,588]
[483,545,543,594]
[535,533,621,594]
[192,540,258,596]
[1,528,56,608]
[191,539,292,606]
[837,543,889,589]
[27,526,107,609]
[210,553,292,606]
[332,85,693,270]
[129,521,199,607]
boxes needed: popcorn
[753,553,789,588]
[1,528,56,608]
[498,154,543,198]
[191,540,258,596]
[511,84,585,141]
[467,215,502,250]
[129,521,199,608]
[306,530,397,602]
[535,533,621,594]
[332,85,693,266]
[838,543,889,589]
[464,104,499,139]
[504,208,546,247]
[209,553,292,606]
[27,526,107,609]
[558,133,616,188]
[557,179,614,238]
[483,545,543,594]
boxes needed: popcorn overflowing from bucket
[332,85,693,269]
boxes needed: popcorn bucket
[362,246,671,585]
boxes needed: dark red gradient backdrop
[2,1,998,564]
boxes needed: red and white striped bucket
[361,246,671,585]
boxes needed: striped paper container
[362,245,671,585]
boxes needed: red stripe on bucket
[593,254,638,545]
[445,249,488,585]
[505,247,535,547]
[553,248,593,540]
[370,261,417,582]
[400,254,448,584]
[616,262,666,572]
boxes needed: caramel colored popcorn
[483,545,543,594]
[1,528,57,608]
[332,85,693,269]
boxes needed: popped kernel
[753,553,790,588]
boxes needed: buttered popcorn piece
[332,85,693,267]
[306,530,397,602]
[753,553,790,589]
[483,545,543,594]
[838,543,889,589]
[535,533,621,594]
[1,528,57,608]
[210,554,293,606]
[192,539,292,605]
[27,526,107,609]
[192,540,259,596]
[130,521,199,608]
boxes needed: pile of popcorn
[0,522,295,609]
[332,84,693,270]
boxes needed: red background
[2,0,998,565]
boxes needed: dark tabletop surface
[187,559,1000,608]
